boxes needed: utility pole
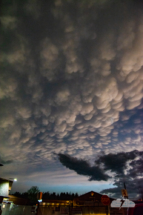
[121,182,128,199]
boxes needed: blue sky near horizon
[11,180,116,196]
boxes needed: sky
[0,0,143,199]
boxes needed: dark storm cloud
[58,153,110,181]
[101,178,143,199]
[59,150,143,198]
[1,0,143,195]
[100,150,143,198]
[95,150,138,174]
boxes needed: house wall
[37,205,109,215]
[0,182,9,197]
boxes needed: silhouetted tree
[12,192,22,197]
[12,188,78,201]
[27,186,40,204]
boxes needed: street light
[9,178,17,182]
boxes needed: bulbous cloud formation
[0,0,143,190]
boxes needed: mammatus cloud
[0,0,143,194]
[58,150,143,198]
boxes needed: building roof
[0,178,13,183]
[74,191,114,201]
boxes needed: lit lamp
[9,178,17,182]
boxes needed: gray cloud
[95,150,139,174]
[0,0,143,194]
[101,177,143,199]
[0,157,13,165]
[99,150,143,198]
[58,153,110,181]
[58,150,143,198]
